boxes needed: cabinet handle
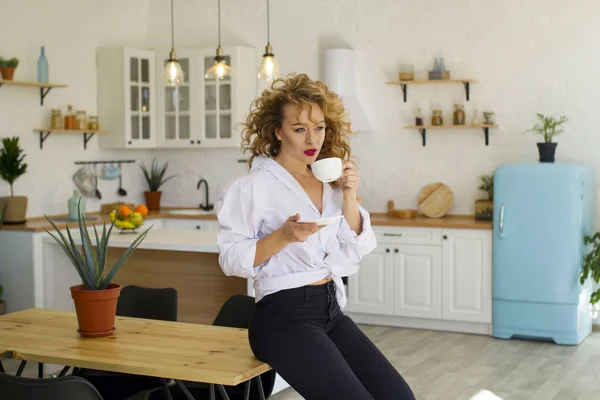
[383,233,402,237]
[190,140,194,144]
[196,225,201,230]
[499,205,505,233]
[443,235,447,239]
[196,140,201,144]
[385,248,390,253]
[394,248,399,253]
[128,141,132,145]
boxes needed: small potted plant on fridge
[0,136,28,224]
[0,57,19,80]
[527,113,568,163]
[139,157,176,211]
[44,200,152,337]
[475,174,494,221]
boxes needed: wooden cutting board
[417,183,454,218]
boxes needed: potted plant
[0,57,19,80]
[44,200,152,337]
[0,137,28,224]
[139,157,176,211]
[475,174,493,221]
[527,113,568,163]
[582,232,600,314]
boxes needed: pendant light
[164,0,184,86]
[257,0,279,82]
[205,0,232,80]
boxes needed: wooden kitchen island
[41,229,248,325]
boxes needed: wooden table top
[0,308,270,386]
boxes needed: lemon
[129,212,144,227]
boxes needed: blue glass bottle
[37,46,49,83]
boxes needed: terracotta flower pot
[1,67,15,80]
[0,196,28,224]
[70,284,121,337]
[144,191,162,211]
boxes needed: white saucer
[299,215,344,226]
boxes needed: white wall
[2,0,600,227]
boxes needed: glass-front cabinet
[99,46,255,150]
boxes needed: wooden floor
[4,325,600,400]
[270,325,600,400]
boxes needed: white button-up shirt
[216,155,377,308]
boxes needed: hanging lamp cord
[267,0,271,45]
[171,0,175,51]
[218,0,222,47]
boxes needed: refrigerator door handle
[499,205,505,236]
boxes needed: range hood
[323,48,372,133]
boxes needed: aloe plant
[139,157,176,192]
[44,199,152,290]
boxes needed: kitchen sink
[166,209,215,216]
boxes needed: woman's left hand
[338,161,360,196]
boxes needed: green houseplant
[475,174,494,221]
[0,136,28,224]
[139,157,176,211]
[582,233,600,309]
[44,199,152,337]
[0,57,19,80]
[527,113,568,163]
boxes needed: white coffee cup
[311,157,343,182]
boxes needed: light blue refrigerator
[492,162,595,345]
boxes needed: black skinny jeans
[248,280,416,400]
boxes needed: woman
[216,74,415,400]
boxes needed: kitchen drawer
[374,226,442,246]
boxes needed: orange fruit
[135,204,148,217]
[118,205,132,218]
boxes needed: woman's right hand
[280,213,323,243]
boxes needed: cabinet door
[346,246,394,315]
[157,49,200,148]
[393,245,442,319]
[442,229,492,323]
[125,49,157,148]
[162,219,205,231]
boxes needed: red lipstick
[304,148,317,156]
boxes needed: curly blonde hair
[240,73,353,169]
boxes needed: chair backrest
[0,372,104,400]
[116,285,178,322]
[213,294,277,399]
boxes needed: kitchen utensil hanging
[117,162,127,196]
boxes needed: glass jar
[415,108,423,126]
[431,110,443,126]
[76,110,87,130]
[50,108,62,129]
[64,105,75,130]
[88,116,99,131]
[453,104,465,125]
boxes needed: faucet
[197,179,214,211]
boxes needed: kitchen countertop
[0,207,492,232]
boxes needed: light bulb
[164,50,184,86]
[258,44,279,82]
[205,47,232,80]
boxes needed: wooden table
[0,308,271,400]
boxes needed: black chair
[75,285,179,400]
[0,371,104,400]
[131,294,276,400]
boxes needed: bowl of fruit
[110,204,148,233]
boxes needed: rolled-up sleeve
[336,204,377,263]
[216,182,260,279]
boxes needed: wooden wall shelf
[33,129,107,150]
[386,79,476,102]
[404,124,497,147]
[0,80,68,105]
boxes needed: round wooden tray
[417,183,453,218]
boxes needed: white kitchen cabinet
[441,228,492,323]
[345,226,492,335]
[97,47,158,149]
[393,245,442,319]
[346,246,394,315]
